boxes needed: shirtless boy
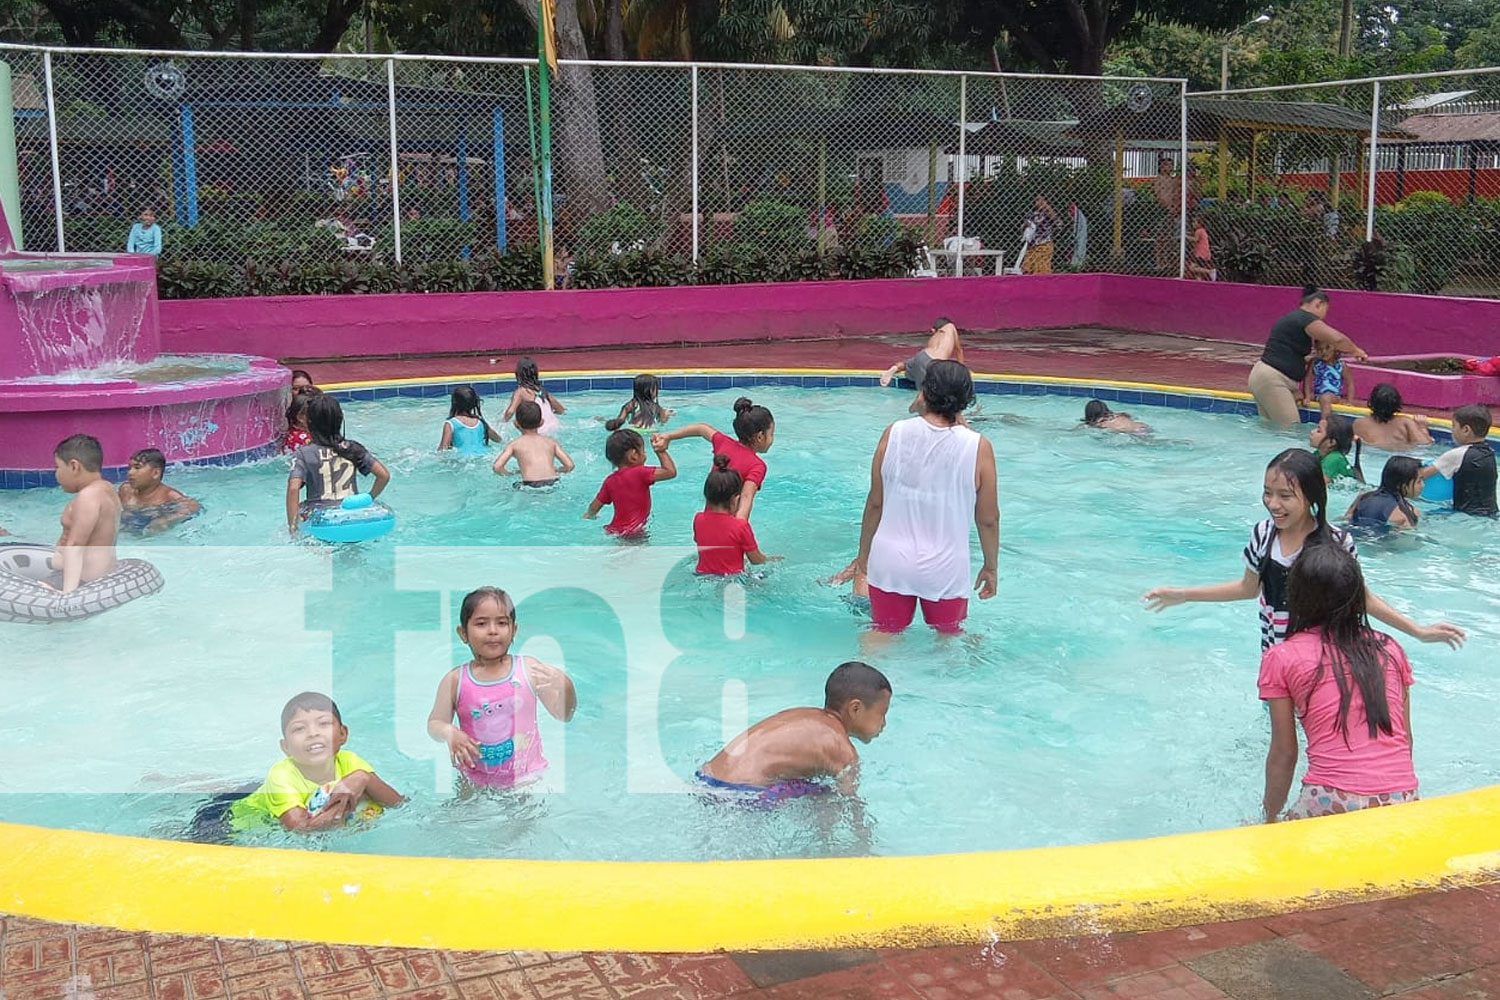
[492,401,575,486]
[50,434,120,592]
[880,318,966,413]
[119,448,201,534]
[697,661,891,798]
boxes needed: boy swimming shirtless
[880,317,966,412]
[49,434,120,592]
[697,661,890,798]
[118,448,201,533]
[492,400,575,486]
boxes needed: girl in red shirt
[694,455,779,575]
[654,397,774,520]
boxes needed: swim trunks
[695,769,828,804]
[515,478,559,490]
[905,349,933,388]
[1283,783,1417,821]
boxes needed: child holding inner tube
[286,394,390,537]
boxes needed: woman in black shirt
[1249,286,1369,428]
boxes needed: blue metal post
[172,104,199,227]
[493,108,506,254]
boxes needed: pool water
[1,384,1496,861]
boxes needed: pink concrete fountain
[0,205,286,486]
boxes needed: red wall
[1281,169,1500,205]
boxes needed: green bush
[732,200,810,256]
[577,203,665,255]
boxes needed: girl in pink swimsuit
[427,586,577,790]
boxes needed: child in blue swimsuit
[1303,342,1352,423]
[438,386,503,456]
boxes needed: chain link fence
[1190,67,1500,299]
[9,41,1499,299]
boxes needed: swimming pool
[1,379,1496,862]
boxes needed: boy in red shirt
[584,429,676,536]
[694,454,779,574]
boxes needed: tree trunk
[512,0,612,221]
[1337,0,1354,57]
[604,0,625,60]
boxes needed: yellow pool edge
[4,367,1493,951]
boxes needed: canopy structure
[1070,97,1417,254]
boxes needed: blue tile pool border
[2,372,1470,487]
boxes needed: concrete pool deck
[4,332,1494,999]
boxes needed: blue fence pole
[175,104,199,227]
[457,126,470,257]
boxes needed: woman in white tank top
[856,360,1001,633]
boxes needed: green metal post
[0,61,24,249]
[537,3,556,290]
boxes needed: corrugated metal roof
[1392,112,1500,145]
[1074,97,1414,140]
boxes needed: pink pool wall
[158,273,1500,364]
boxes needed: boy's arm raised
[652,443,677,482]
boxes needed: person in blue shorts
[696,661,889,801]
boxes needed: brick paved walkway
[5,884,1500,999]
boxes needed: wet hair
[515,357,546,397]
[448,385,495,439]
[54,434,103,472]
[1453,404,1492,438]
[280,692,343,734]
[703,453,743,507]
[305,393,368,466]
[731,397,774,443]
[1300,284,1330,306]
[1321,414,1362,474]
[129,448,166,471]
[515,400,543,430]
[1367,383,1402,423]
[921,359,975,421]
[458,586,516,628]
[1084,400,1113,426]
[1285,544,1397,745]
[606,374,667,431]
[1358,455,1422,525]
[1267,448,1333,546]
[285,389,315,430]
[605,428,645,466]
[931,316,953,331]
[823,661,891,712]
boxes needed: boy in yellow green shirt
[230,692,404,832]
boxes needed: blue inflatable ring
[302,494,396,542]
[1421,465,1453,502]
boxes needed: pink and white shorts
[1283,783,1418,821]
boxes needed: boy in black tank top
[1421,405,1498,517]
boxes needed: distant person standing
[126,207,162,255]
[1151,157,1182,273]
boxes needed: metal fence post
[42,51,64,253]
[386,58,403,264]
[691,64,700,263]
[1365,80,1380,242]
[1179,80,1189,278]
[955,74,966,245]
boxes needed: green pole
[0,61,24,250]
[537,3,556,290]
[523,65,544,242]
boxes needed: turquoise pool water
[1,383,1497,861]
